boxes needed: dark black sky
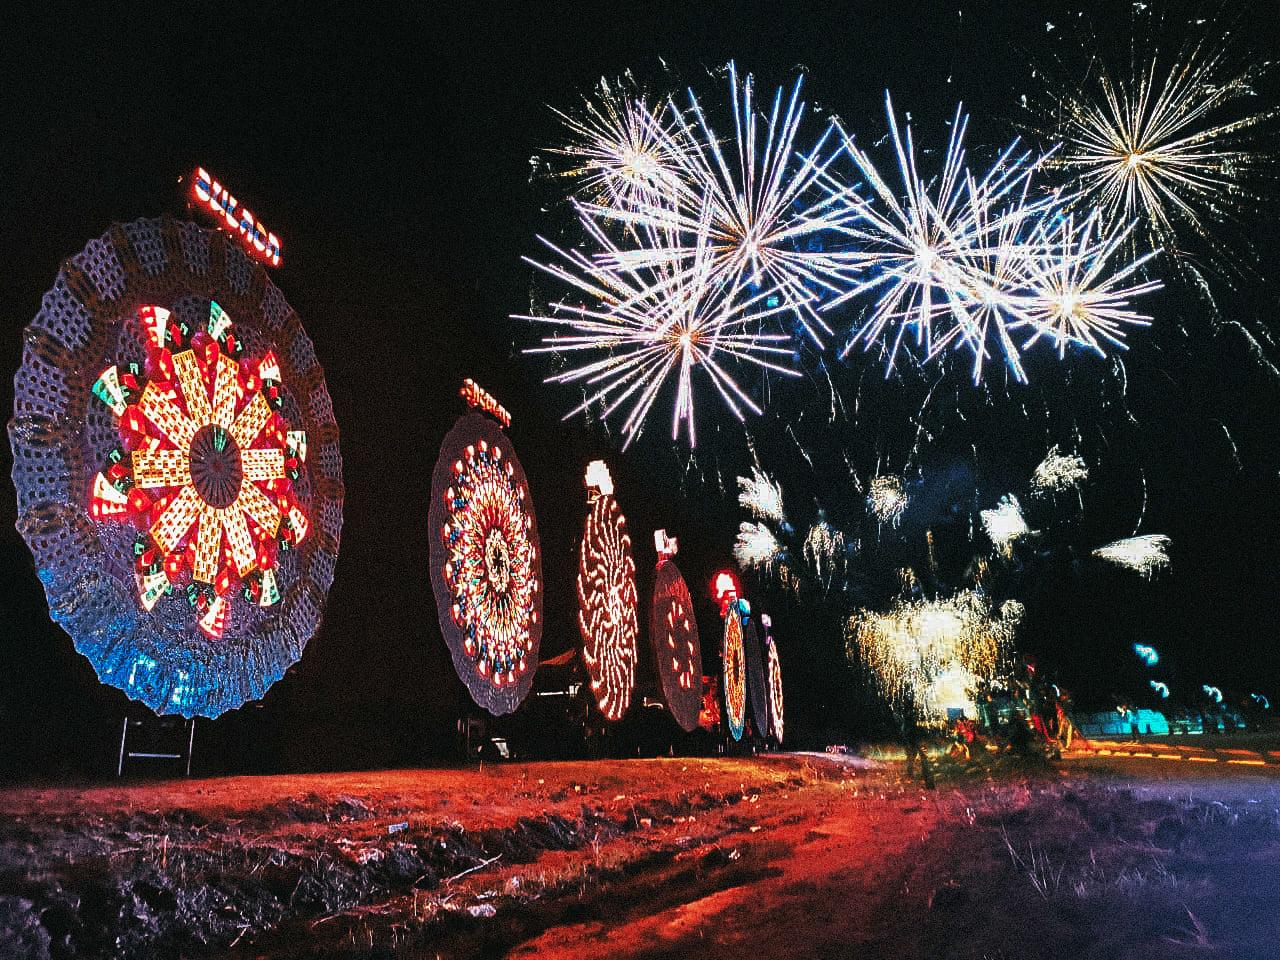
[3,1,1279,775]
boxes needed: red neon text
[460,379,511,427]
[192,167,282,267]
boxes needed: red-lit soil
[2,753,1279,959]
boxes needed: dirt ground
[2,752,1279,959]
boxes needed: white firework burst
[734,520,783,570]
[868,473,909,525]
[1020,212,1161,358]
[980,493,1030,556]
[737,466,786,524]
[829,93,1164,381]
[548,75,691,211]
[828,94,1055,373]
[585,62,863,346]
[518,205,798,449]
[1031,446,1089,493]
[1093,534,1171,578]
[803,520,845,583]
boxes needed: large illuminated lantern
[762,614,784,745]
[649,530,702,732]
[577,460,638,721]
[744,605,769,738]
[429,382,541,715]
[9,218,343,717]
[715,570,747,742]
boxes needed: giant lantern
[429,381,542,715]
[649,529,702,732]
[762,614,784,745]
[577,460,638,721]
[714,570,747,742]
[9,218,343,717]
[744,604,769,739]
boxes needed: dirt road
[3,754,1279,959]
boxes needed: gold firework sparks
[868,474,909,526]
[547,74,690,211]
[1052,43,1276,264]
[846,589,1020,725]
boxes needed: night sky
[3,1,1279,776]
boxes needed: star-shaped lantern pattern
[89,302,307,638]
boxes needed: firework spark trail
[785,422,816,470]
[803,519,845,584]
[1051,43,1277,265]
[585,62,864,346]
[517,202,799,448]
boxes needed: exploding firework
[829,95,1053,374]
[519,206,798,449]
[868,473,909,526]
[733,521,782,571]
[847,589,1019,724]
[548,75,691,211]
[1031,445,1089,493]
[586,62,862,346]
[1050,45,1276,266]
[737,465,786,524]
[803,519,844,583]
[830,93,1162,380]
[980,493,1031,556]
[1019,213,1161,358]
[1093,534,1171,578]
[922,177,1051,385]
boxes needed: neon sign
[654,528,678,560]
[191,167,282,267]
[460,379,511,427]
[584,459,614,496]
[712,569,740,615]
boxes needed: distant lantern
[428,383,542,715]
[743,608,769,739]
[722,600,748,742]
[9,218,343,717]
[650,529,702,732]
[762,614,784,745]
[577,461,638,721]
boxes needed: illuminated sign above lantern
[654,528,678,559]
[191,167,282,267]
[584,459,614,496]
[712,569,740,614]
[460,379,511,426]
